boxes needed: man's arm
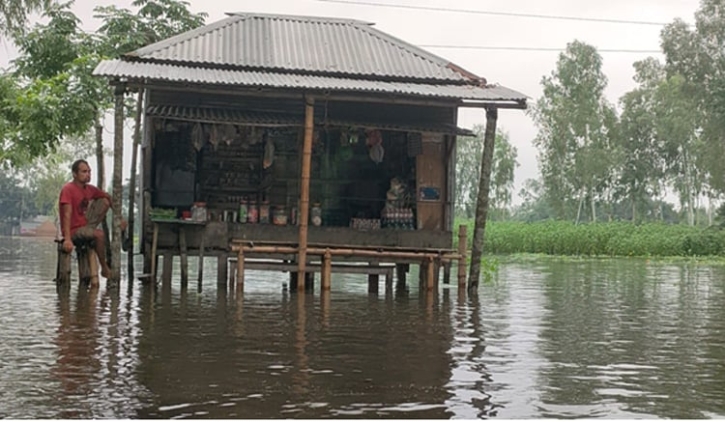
[90,185,112,208]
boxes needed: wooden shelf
[203,187,261,193]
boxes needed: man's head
[71,159,91,185]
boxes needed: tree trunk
[94,114,113,268]
[575,188,585,225]
[110,85,125,285]
[127,90,144,280]
[590,187,597,222]
[468,107,497,291]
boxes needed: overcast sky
[0,0,701,201]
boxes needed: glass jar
[259,200,270,224]
[238,200,248,223]
[311,202,322,226]
[247,200,258,224]
[273,205,287,225]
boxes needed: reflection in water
[53,285,100,417]
[50,283,151,419]
[444,291,499,418]
[1,237,724,418]
[536,260,725,419]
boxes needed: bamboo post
[179,227,188,286]
[368,261,379,294]
[236,249,245,288]
[297,97,315,290]
[141,191,152,276]
[418,260,425,287]
[56,242,72,285]
[384,268,394,291]
[469,107,498,291]
[442,262,451,284]
[217,255,227,285]
[127,90,144,281]
[150,223,159,283]
[110,83,125,285]
[305,272,315,291]
[197,229,205,292]
[161,252,173,285]
[321,250,332,291]
[457,225,468,288]
[426,256,435,291]
[395,263,407,290]
[321,290,331,328]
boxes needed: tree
[490,130,518,219]
[532,40,619,223]
[617,58,667,222]
[1,2,104,168]
[94,0,207,279]
[455,126,518,219]
[0,170,36,223]
[512,178,554,222]
[0,0,51,37]
[659,0,725,210]
[655,73,704,226]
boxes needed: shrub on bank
[454,220,725,257]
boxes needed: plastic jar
[273,205,287,225]
[311,203,322,226]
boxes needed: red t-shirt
[58,182,106,234]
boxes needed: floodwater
[1,236,724,419]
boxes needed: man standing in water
[59,159,113,279]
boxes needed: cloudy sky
[1,0,701,201]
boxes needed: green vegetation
[457,220,725,258]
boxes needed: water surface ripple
[1,238,723,418]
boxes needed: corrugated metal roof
[95,60,527,103]
[147,105,301,125]
[147,104,475,136]
[127,13,470,82]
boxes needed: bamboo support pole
[368,261,379,294]
[457,224,468,288]
[469,107,498,290]
[395,263,407,290]
[321,250,332,291]
[197,231,205,292]
[236,249,245,288]
[443,262,451,284]
[426,257,435,291]
[150,223,159,282]
[179,227,188,286]
[162,252,173,285]
[217,255,227,285]
[297,97,315,290]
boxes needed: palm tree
[0,0,52,37]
